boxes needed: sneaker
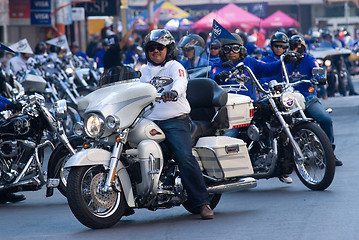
[278,175,293,184]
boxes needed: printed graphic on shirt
[179,69,185,77]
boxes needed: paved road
[1,79,359,240]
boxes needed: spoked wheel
[292,122,335,191]
[67,165,127,229]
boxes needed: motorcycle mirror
[312,67,324,76]
[54,99,68,119]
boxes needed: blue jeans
[305,95,334,146]
[154,116,209,209]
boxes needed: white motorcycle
[65,67,257,229]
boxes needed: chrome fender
[64,148,135,207]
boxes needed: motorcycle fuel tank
[78,81,157,129]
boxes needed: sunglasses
[273,44,285,49]
[183,47,194,52]
[210,47,220,50]
[223,45,241,54]
[148,44,166,52]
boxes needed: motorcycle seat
[187,78,229,145]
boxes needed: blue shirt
[179,57,209,69]
[94,49,106,68]
[210,56,282,101]
[0,96,11,111]
[286,54,322,97]
[319,40,337,49]
[76,51,89,62]
[260,53,283,87]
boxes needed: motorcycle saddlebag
[225,94,253,129]
[193,136,253,179]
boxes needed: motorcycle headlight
[324,60,331,67]
[73,122,84,136]
[105,115,121,131]
[317,59,323,66]
[281,92,296,109]
[65,67,74,75]
[84,113,104,138]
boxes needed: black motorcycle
[0,94,77,198]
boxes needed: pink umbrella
[261,10,300,28]
[216,3,262,32]
[192,12,231,31]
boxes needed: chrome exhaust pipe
[0,178,41,192]
[207,177,257,194]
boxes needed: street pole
[121,0,128,37]
[148,0,154,30]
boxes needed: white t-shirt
[6,55,35,75]
[140,60,191,121]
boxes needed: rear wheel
[292,122,335,191]
[67,165,127,229]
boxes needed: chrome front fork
[104,129,129,191]
[268,97,305,161]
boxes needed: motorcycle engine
[0,140,35,183]
[0,141,18,158]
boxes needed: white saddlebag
[193,136,253,179]
[225,93,253,129]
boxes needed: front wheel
[291,122,335,191]
[67,165,127,229]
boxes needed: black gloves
[283,51,304,64]
[214,71,229,82]
[161,90,178,102]
[6,101,22,111]
[313,77,327,85]
[283,53,294,64]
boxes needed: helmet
[237,32,248,45]
[220,33,247,61]
[210,39,221,48]
[270,32,289,50]
[178,34,207,67]
[143,29,176,65]
[35,42,47,55]
[221,33,244,46]
[178,34,205,49]
[287,28,299,38]
[49,45,61,54]
[289,35,306,52]
[321,28,332,39]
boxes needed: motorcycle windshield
[98,65,141,88]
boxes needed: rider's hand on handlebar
[313,77,327,85]
[6,101,22,111]
[214,71,229,82]
[283,53,294,64]
[161,90,178,102]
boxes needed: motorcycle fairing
[78,81,157,129]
